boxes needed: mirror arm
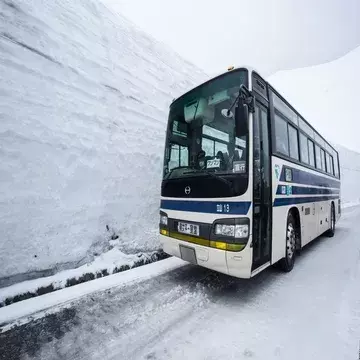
[246,95,255,113]
[239,84,255,113]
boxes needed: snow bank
[0,257,186,330]
[0,0,207,280]
[268,46,360,205]
[0,248,168,308]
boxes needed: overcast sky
[103,0,360,76]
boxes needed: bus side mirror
[235,98,249,137]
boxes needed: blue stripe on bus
[274,195,339,207]
[276,185,340,196]
[160,200,252,215]
[279,166,340,189]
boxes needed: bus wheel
[279,213,296,272]
[326,203,335,238]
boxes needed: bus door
[252,98,272,271]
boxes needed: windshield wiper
[164,166,191,179]
[184,170,234,192]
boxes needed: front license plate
[179,245,197,264]
[177,222,200,236]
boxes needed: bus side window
[288,124,299,160]
[274,114,289,156]
[325,152,331,174]
[300,133,309,164]
[329,155,334,175]
[315,145,322,170]
[320,149,326,172]
[334,154,339,177]
[308,139,315,167]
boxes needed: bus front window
[162,69,249,198]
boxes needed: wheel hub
[286,224,296,259]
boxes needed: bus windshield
[163,69,249,183]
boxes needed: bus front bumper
[159,234,253,279]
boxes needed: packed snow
[0,0,206,281]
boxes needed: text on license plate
[177,222,199,236]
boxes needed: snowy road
[1,206,360,360]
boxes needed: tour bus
[159,66,341,278]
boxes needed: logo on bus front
[275,164,281,179]
[185,186,191,195]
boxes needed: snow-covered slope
[268,46,360,205]
[333,144,360,206]
[0,0,207,280]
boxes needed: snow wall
[1,0,359,282]
[0,0,206,280]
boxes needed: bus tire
[279,212,297,272]
[326,203,335,237]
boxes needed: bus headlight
[235,224,249,238]
[215,224,234,237]
[160,214,168,226]
[215,224,249,238]
[212,218,250,245]
[159,211,169,236]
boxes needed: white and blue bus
[159,66,341,278]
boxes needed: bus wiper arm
[184,170,234,192]
[165,166,193,179]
